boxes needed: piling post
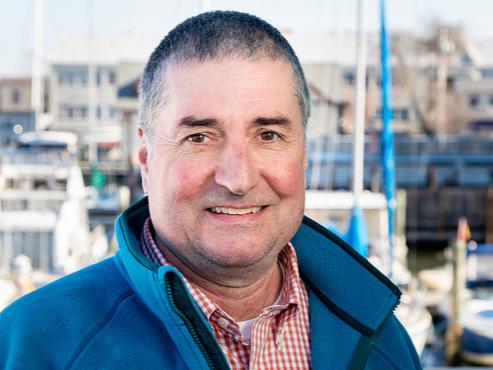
[445,217,469,365]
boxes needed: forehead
[158,57,301,125]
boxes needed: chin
[200,242,278,270]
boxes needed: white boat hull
[460,299,493,366]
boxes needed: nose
[214,141,259,195]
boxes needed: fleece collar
[115,196,400,335]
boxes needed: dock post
[445,217,468,365]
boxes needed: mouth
[207,206,264,215]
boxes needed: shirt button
[218,318,229,329]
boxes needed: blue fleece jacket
[0,197,422,369]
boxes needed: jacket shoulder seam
[64,289,135,369]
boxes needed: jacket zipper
[350,300,400,370]
[165,282,217,370]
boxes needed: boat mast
[31,0,44,131]
[346,0,369,257]
[87,0,98,166]
[352,0,367,203]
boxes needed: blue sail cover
[345,206,369,257]
[380,0,396,267]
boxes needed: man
[0,11,421,369]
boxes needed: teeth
[209,207,262,215]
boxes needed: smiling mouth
[208,206,264,215]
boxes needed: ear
[138,129,150,194]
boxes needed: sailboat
[460,292,493,365]
[304,0,431,355]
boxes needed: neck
[190,262,283,321]
[160,247,283,321]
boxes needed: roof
[49,33,161,65]
[286,32,381,66]
[473,39,493,67]
[0,78,31,85]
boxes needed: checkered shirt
[140,217,311,369]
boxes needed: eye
[187,133,208,143]
[259,131,279,142]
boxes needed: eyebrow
[177,116,218,127]
[254,116,291,126]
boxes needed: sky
[1,0,493,77]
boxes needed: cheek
[270,159,306,198]
[168,158,211,200]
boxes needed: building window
[96,70,102,85]
[109,106,117,118]
[375,107,409,121]
[60,105,90,120]
[78,70,88,85]
[79,106,88,119]
[342,71,355,85]
[59,71,74,85]
[59,69,88,85]
[395,108,409,121]
[11,88,20,104]
[480,69,493,78]
[108,71,116,84]
[469,95,480,108]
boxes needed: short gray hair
[138,11,310,138]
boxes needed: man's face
[139,57,306,276]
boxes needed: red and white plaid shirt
[141,218,311,369]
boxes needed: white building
[48,34,159,171]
